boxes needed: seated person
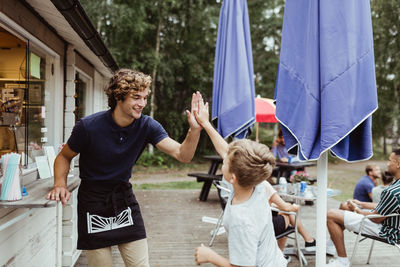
[267,184,316,252]
[372,171,394,203]
[326,149,400,267]
[194,99,287,266]
[353,164,381,202]
[271,129,290,162]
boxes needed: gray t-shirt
[372,185,387,203]
[222,181,287,267]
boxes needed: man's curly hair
[105,69,152,110]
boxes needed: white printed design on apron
[87,207,134,234]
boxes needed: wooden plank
[0,207,57,266]
[0,176,80,208]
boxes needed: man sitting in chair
[326,149,400,267]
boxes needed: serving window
[0,26,55,168]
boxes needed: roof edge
[50,0,119,72]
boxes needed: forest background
[81,0,399,165]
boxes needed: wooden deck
[75,189,399,267]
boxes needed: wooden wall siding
[0,205,16,219]
[0,0,65,57]
[62,189,81,267]
[75,52,94,79]
[64,46,76,141]
[0,207,57,266]
[93,70,108,113]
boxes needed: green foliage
[81,0,219,152]
[80,0,399,161]
[132,181,203,190]
[248,123,275,147]
[371,0,400,148]
[248,0,284,98]
[135,150,165,167]
[134,149,209,170]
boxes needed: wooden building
[0,1,118,266]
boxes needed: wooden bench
[188,173,223,201]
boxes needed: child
[194,99,288,267]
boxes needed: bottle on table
[279,177,287,193]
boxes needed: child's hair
[382,171,394,185]
[227,139,276,188]
[105,69,152,110]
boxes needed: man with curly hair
[47,69,203,266]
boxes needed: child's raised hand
[195,244,211,265]
[194,97,210,127]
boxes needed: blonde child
[194,98,289,267]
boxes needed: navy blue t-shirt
[353,175,375,202]
[68,110,168,181]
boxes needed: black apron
[77,180,146,250]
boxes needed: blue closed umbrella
[212,0,255,139]
[274,0,378,265]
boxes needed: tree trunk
[149,19,162,154]
[383,135,387,155]
[392,83,399,150]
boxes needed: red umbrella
[255,97,278,123]
[254,97,278,142]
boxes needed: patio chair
[350,213,400,266]
[208,180,230,246]
[271,207,305,267]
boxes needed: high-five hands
[193,94,209,127]
[186,91,203,131]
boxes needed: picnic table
[275,161,317,181]
[188,155,223,201]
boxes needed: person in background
[270,194,316,253]
[352,164,382,202]
[339,171,395,218]
[339,164,382,211]
[271,129,290,163]
[194,98,287,266]
[326,149,400,267]
[46,69,203,267]
[372,171,394,203]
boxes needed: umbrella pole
[316,151,328,266]
[256,122,259,142]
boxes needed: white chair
[350,213,400,266]
[272,207,305,267]
[208,180,230,246]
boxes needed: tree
[81,0,220,153]
[248,0,284,98]
[371,0,400,151]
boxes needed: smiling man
[46,69,202,267]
